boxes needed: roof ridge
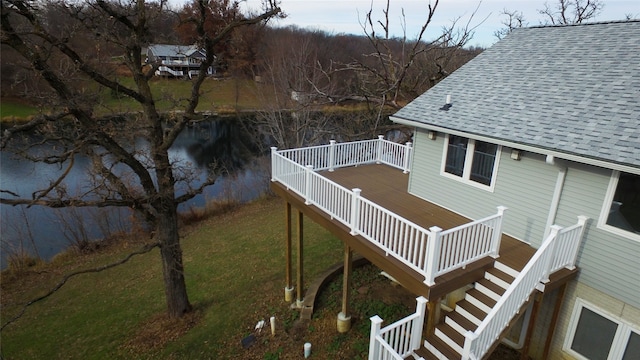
[521,19,640,31]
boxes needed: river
[0,117,271,268]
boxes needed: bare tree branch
[1,242,161,332]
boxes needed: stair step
[455,299,488,326]
[476,278,506,301]
[485,267,516,289]
[466,288,498,314]
[435,323,465,354]
[424,332,463,359]
[446,310,479,335]
[495,261,520,278]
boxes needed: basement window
[441,134,500,191]
[564,298,640,360]
[599,171,640,241]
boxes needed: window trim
[564,298,640,360]
[440,134,501,192]
[598,170,640,242]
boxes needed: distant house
[146,44,214,78]
[270,20,639,359]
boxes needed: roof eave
[390,115,640,175]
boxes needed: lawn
[0,197,349,359]
[0,77,269,122]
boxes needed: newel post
[462,330,477,360]
[350,188,362,235]
[412,297,428,351]
[270,147,278,181]
[368,315,383,360]
[567,216,589,270]
[542,225,563,284]
[304,165,314,205]
[425,226,442,286]
[491,206,508,258]
[403,142,412,174]
[376,135,384,164]
[328,140,336,172]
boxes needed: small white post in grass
[270,316,276,336]
[304,342,312,358]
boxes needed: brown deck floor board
[322,164,536,271]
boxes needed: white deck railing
[461,216,589,360]
[271,137,507,286]
[369,297,427,360]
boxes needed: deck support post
[541,283,569,359]
[284,202,294,302]
[426,297,440,337]
[296,209,304,308]
[337,244,353,333]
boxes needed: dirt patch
[219,263,527,360]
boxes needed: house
[146,44,214,78]
[270,20,639,360]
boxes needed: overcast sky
[235,0,639,47]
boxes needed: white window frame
[564,298,640,360]
[440,134,501,192]
[598,170,640,242]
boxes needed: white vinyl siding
[409,129,556,247]
[554,164,640,309]
[410,129,640,309]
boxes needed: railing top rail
[440,212,500,236]
[274,138,406,154]
[378,313,421,334]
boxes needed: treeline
[1,1,482,108]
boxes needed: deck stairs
[417,261,521,360]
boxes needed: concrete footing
[284,286,295,302]
[337,312,352,333]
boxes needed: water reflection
[0,116,269,267]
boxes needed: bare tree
[254,0,482,149]
[0,0,281,321]
[495,0,605,40]
[539,0,604,25]
[494,9,527,40]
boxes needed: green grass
[0,77,268,122]
[0,197,344,359]
[0,100,40,120]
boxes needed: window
[565,299,640,360]
[599,171,640,240]
[442,135,500,189]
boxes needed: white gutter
[390,116,640,176]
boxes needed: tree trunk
[156,201,192,318]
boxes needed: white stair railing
[461,216,588,360]
[369,297,427,360]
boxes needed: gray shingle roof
[148,44,204,58]
[392,21,640,170]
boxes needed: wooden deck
[272,163,557,300]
